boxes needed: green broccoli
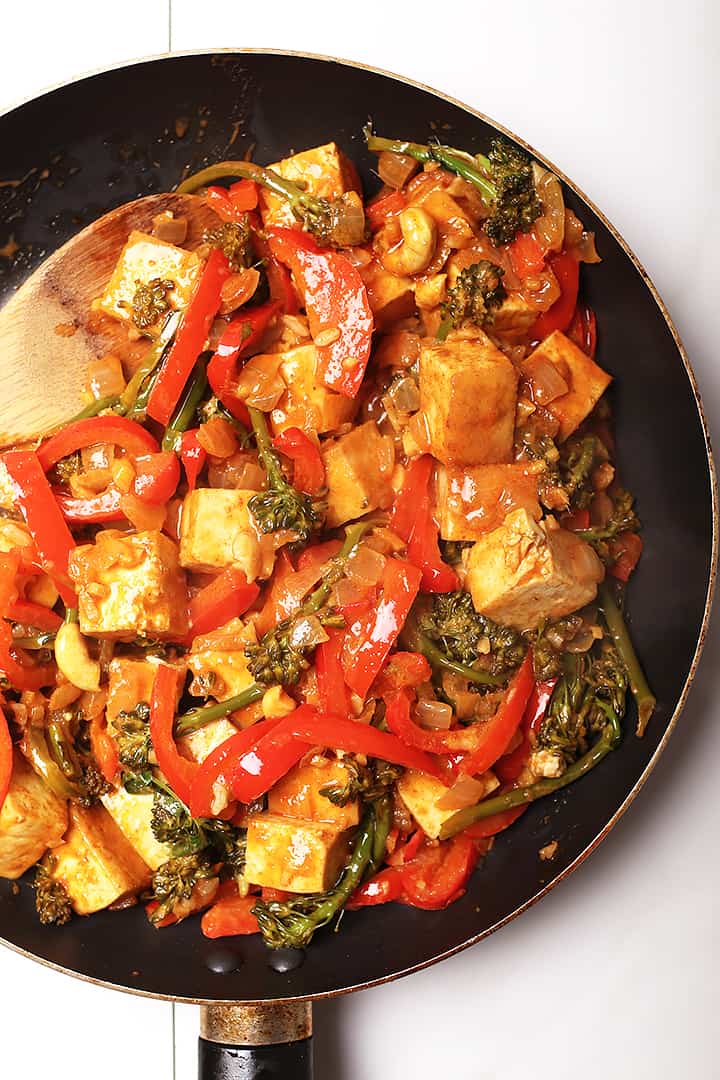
[364,129,542,246]
[203,219,252,271]
[577,488,641,559]
[418,591,526,678]
[150,786,208,856]
[114,702,152,772]
[34,859,72,926]
[438,260,506,339]
[148,854,217,925]
[130,277,174,331]
[319,757,403,807]
[45,710,111,806]
[248,406,324,544]
[245,609,344,687]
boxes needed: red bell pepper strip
[89,711,120,784]
[493,736,531,785]
[4,451,77,607]
[268,227,374,398]
[55,487,124,524]
[341,558,422,699]
[385,654,535,774]
[37,416,158,470]
[562,508,591,532]
[206,300,281,423]
[6,600,62,633]
[462,805,527,840]
[132,452,181,505]
[0,702,12,812]
[567,302,598,358]
[347,866,404,909]
[230,709,311,804]
[609,532,643,582]
[205,181,259,223]
[373,652,431,697]
[315,629,350,719]
[530,252,580,339]
[272,427,325,496]
[188,568,260,640]
[201,892,260,937]
[386,827,425,867]
[251,231,298,314]
[396,833,479,910]
[508,231,546,277]
[391,456,458,593]
[179,430,206,492]
[189,718,284,818]
[148,249,231,425]
[0,622,55,691]
[523,678,558,735]
[228,179,259,211]
[149,664,198,805]
[366,190,406,231]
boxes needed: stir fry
[0,130,654,948]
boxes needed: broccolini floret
[203,219,253,271]
[439,260,506,338]
[131,277,174,331]
[149,854,216,925]
[577,488,641,560]
[419,591,526,677]
[35,859,72,926]
[248,406,323,544]
[114,702,152,772]
[319,757,403,807]
[245,609,344,687]
[45,709,111,806]
[538,644,627,764]
[151,786,208,856]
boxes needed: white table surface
[2,2,719,1077]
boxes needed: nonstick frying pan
[0,50,715,1080]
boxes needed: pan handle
[198,1002,313,1079]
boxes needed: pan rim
[0,46,716,1006]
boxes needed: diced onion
[80,442,114,472]
[208,453,264,491]
[329,576,372,608]
[415,699,453,730]
[197,417,239,459]
[387,374,420,413]
[346,544,386,588]
[526,358,569,405]
[119,493,165,531]
[330,192,366,248]
[85,354,126,400]
[532,165,565,253]
[235,355,285,411]
[435,774,490,811]
[152,211,188,245]
[378,151,420,190]
[288,615,329,651]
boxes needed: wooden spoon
[0,193,217,448]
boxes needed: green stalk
[118,311,181,417]
[177,159,310,203]
[162,360,208,452]
[369,794,393,869]
[21,726,79,800]
[599,582,656,736]
[401,617,504,688]
[301,521,372,617]
[174,682,265,738]
[66,394,120,423]
[364,131,496,203]
[248,406,284,488]
[438,725,619,839]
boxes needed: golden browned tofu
[0,752,68,879]
[70,530,188,641]
[178,717,239,764]
[492,291,537,337]
[98,230,201,324]
[521,330,611,441]
[180,489,262,579]
[397,770,498,840]
[187,620,256,701]
[244,813,351,894]
[359,259,416,329]
[106,657,157,728]
[101,788,172,872]
[50,804,152,915]
[259,142,360,230]
[434,462,542,541]
[419,330,518,465]
[267,760,359,830]
[269,343,357,436]
[322,421,395,527]
[466,508,604,631]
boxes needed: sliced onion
[565,626,597,653]
[532,165,565,253]
[330,192,366,248]
[329,576,372,608]
[526,357,569,404]
[435,773,491,811]
[378,151,420,189]
[346,544,386,588]
[288,615,329,651]
[119,493,165,531]
[152,211,188,245]
[387,374,420,413]
[405,410,431,454]
[574,230,601,264]
[415,698,453,730]
[341,246,372,269]
[209,452,264,491]
[197,417,239,459]
[81,442,114,472]
[236,355,285,411]
[85,354,126,400]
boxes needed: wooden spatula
[0,192,217,448]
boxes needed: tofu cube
[178,717,239,765]
[465,508,604,631]
[99,230,201,324]
[492,291,538,337]
[0,752,68,879]
[245,812,351,894]
[434,462,542,542]
[69,530,188,641]
[521,330,611,441]
[106,657,158,729]
[269,343,357,436]
[259,142,360,231]
[419,330,518,465]
[50,804,152,914]
[396,771,458,840]
[267,760,360,830]
[322,421,395,527]
[180,489,262,579]
[359,259,416,329]
[101,788,172,871]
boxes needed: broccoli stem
[174,682,265,738]
[599,582,656,736]
[364,132,496,203]
[402,617,505,687]
[66,394,121,423]
[302,520,371,616]
[177,159,304,202]
[118,312,181,418]
[370,794,393,869]
[438,724,620,840]
[162,360,208,452]
[21,725,79,800]
[248,406,285,489]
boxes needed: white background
[1,3,719,1077]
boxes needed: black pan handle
[198,1002,313,1080]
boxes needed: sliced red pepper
[567,302,598,359]
[179,430,207,492]
[149,664,198,805]
[385,654,535,776]
[148,249,231,425]
[366,190,406,231]
[133,452,181,505]
[386,827,425,867]
[530,252,580,340]
[0,622,55,691]
[268,227,374,398]
[493,735,531,785]
[206,300,281,423]
[4,451,77,607]
[0,702,12,812]
[205,181,258,223]
[523,678,558,735]
[508,231,547,277]
[255,543,339,636]
[6,600,62,633]
[341,558,422,699]
[396,833,479,910]
[462,805,527,839]
[89,711,120,784]
[562,508,591,532]
[272,427,325,496]
[391,456,458,593]
[201,893,260,937]
[609,531,643,582]
[188,569,260,640]
[230,708,311,804]
[55,487,124,524]
[347,866,404,909]
[252,231,298,314]
[228,179,259,211]
[189,718,283,818]
[373,652,431,697]
[37,416,158,470]
[315,629,350,719]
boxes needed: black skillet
[0,50,715,1080]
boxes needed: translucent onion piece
[208,453,264,491]
[532,165,565,253]
[235,355,285,411]
[288,615,329,651]
[152,211,188,245]
[435,773,490,811]
[378,150,420,189]
[80,442,114,472]
[329,576,372,608]
[48,683,83,712]
[330,192,366,248]
[119,493,165,532]
[85,354,126,400]
[197,417,239,459]
[345,544,387,588]
[387,374,421,413]
[415,698,453,730]
[526,357,569,405]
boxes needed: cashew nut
[381,206,437,276]
[54,621,101,692]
